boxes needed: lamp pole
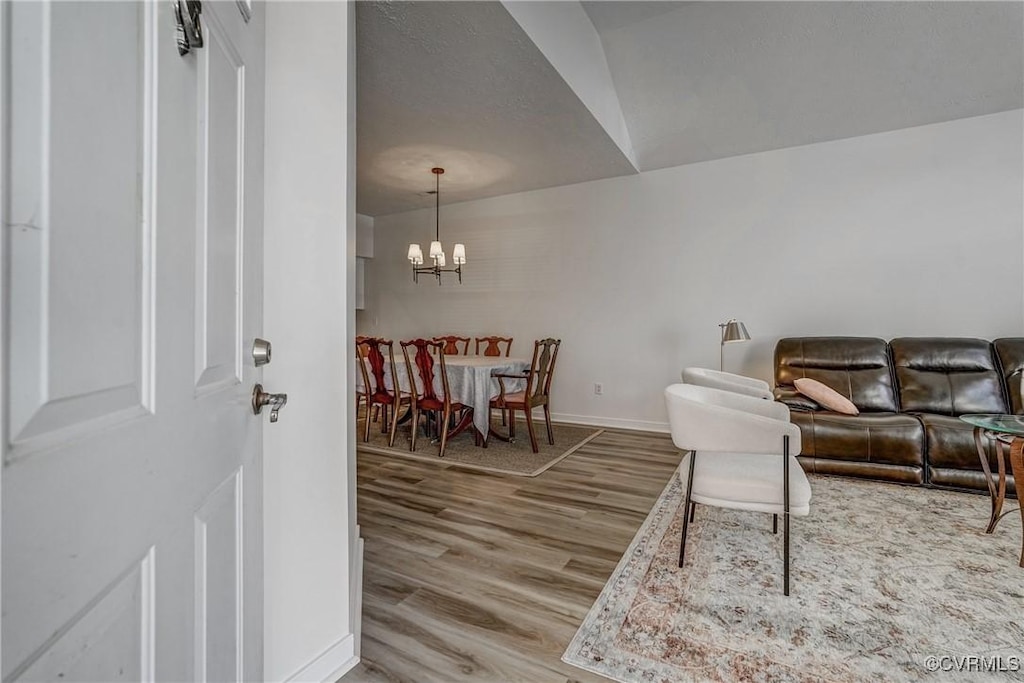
[719,323,726,371]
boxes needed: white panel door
[2,1,266,680]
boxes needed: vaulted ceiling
[356,1,1023,217]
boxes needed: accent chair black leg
[773,514,778,535]
[783,435,791,597]
[679,451,696,568]
[689,502,695,523]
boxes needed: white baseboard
[548,412,670,434]
[284,633,357,683]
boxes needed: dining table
[357,354,529,443]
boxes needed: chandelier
[407,167,466,284]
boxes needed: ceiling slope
[500,0,637,168]
[356,1,637,217]
[583,1,1024,171]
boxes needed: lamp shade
[452,243,466,265]
[721,319,751,343]
[407,243,423,265]
[429,241,443,259]
[436,251,446,267]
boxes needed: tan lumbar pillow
[794,377,860,415]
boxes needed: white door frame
[261,1,362,680]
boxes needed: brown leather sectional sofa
[774,337,1024,494]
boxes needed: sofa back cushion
[993,338,1024,415]
[890,338,1008,416]
[775,337,898,412]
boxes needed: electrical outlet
[594,382,604,396]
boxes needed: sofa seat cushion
[790,411,924,468]
[919,413,1018,494]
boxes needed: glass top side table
[959,413,1024,568]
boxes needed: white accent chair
[664,383,811,595]
[681,367,773,400]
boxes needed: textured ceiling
[357,1,1024,216]
[356,1,636,217]
[583,0,1024,171]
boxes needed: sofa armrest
[773,386,821,412]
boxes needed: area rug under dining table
[563,460,1024,682]
[357,414,603,477]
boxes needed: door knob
[252,384,287,423]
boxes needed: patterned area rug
[563,459,1024,682]
[357,413,603,477]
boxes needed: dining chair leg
[409,407,420,452]
[524,406,540,453]
[363,401,373,443]
[387,401,401,448]
[355,394,363,437]
[483,406,491,449]
[773,514,778,534]
[679,451,696,568]
[439,406,452,458]
[501,408,507,426]
[688,502,695,523]
[543,404,554,445]
[508,408,516,440]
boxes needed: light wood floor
[340,427,682,683]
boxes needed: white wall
[264,2,360,681]
[362,111,1024,431]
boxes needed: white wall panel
[263,2,359,681]
[195,18,244,394]
[10,548,155,683]
[364,111,1024,431]
[7,1,152,456]
[194,471,242,683]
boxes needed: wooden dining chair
[401,339,469,457]
[475,336,513,357]
[356,337,409,447]
[488,338,561,453]
[355,335,379,423]
[432,335,470,355]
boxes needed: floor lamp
[719,319,751,371]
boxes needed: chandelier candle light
[407,167,466,285]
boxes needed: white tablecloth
[358,355,528,437]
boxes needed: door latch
[252,338,272,367]
[252,384,288,423]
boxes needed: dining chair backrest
[475,336,513,357]
[356,337,396,401]
[525,338,560,400]
[432,335,470,355]
[401,338,452,408]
